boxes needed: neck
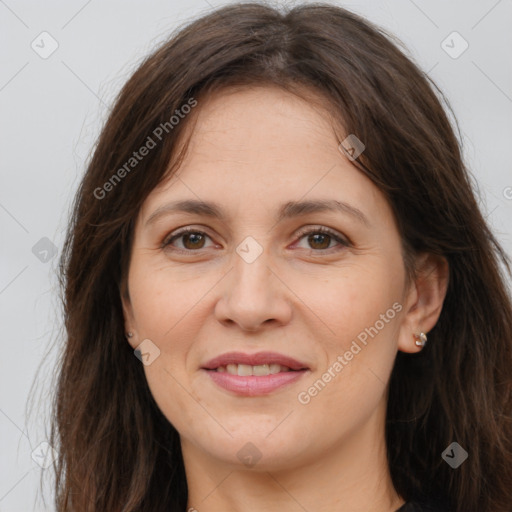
[182,401,405,512]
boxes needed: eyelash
[161,226,350,254]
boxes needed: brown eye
[162,229,214,251]
[181,232,206,249]
[295,227,349,252]
[307,233,332,250]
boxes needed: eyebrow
[145,199,370,227]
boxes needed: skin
[123,85,449,512]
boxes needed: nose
[214,246,293,332]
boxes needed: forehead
[139,85,387,224]
[185,84,337,152]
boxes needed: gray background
[1,0,511,510]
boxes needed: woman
[49,3,512,511]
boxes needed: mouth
[202,351,309,371]
[213,363,298,376]
[201,351,310,396]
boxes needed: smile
[203,368,308,396]
[201,351,310,396]
[215,363,294,376]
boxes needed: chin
[187,420,315,471]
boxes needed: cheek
[143,364,223,446]
[127,257,217,430]
[128,259,198,341]
[294,263,403,407]
[298,259,404,348]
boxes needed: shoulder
[397,501,452,512]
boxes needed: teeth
[253,364,269,376]
[269,363,282,374]
[237,364,253,376]
[217,364,292,375]
[226,364,238,375]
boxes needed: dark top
[396,501,450,512]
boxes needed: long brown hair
[46,3,512,511]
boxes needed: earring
[414,332,427,348]
[126,332,134,338]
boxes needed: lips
[216,363,293,376]
[201,351,309,371]
[201,351,310,396]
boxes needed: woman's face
[124,85,417,471]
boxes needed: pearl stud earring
[414,332,427,348]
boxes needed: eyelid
[292,225,351,251]
[161,225,217,249]
[161,224,351,252]
[294,225,350,243]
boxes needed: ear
[397,253,449,353]
[120,283,138,349]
